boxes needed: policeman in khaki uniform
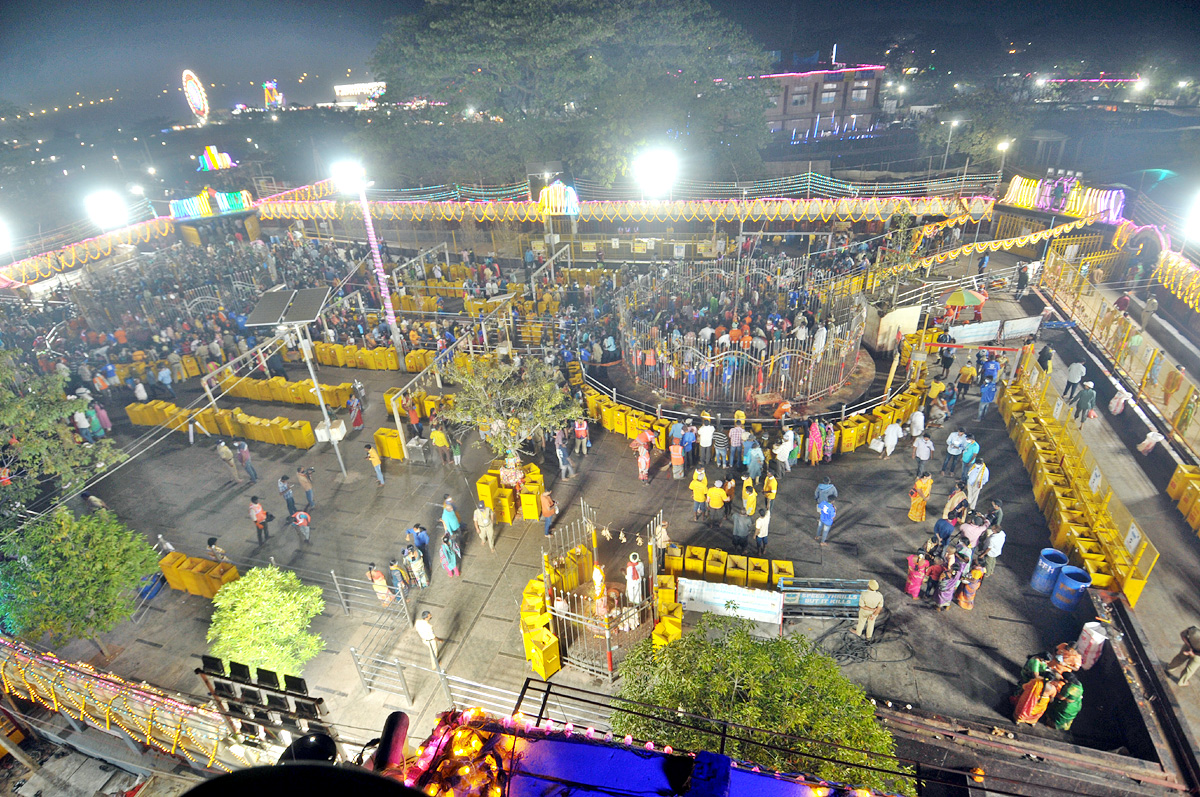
[854,580,884,640]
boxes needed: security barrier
[125,402,316,449]
[999,361,1157,607]
[216,374,355,409]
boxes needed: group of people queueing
[1013,642,1086,730]
[365,495,467,605]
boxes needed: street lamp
[1184,191,1200,244]
[632,148,678,199]
[941,120,960,172]
[330,160,404,354]
[84,189,128,231]
[997,139,1011,175]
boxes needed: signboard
[610,238,620,249]
[1001,315,1043,341]
[676,577,783,625]
[1089,466,1103,496]
[1124,522,1143,554]
[673,244,686,259]
[530,240,545,253]
[581,241,597,253]
[1053,398,1065,420]
[632,241,647,253]
[948,320,1002,345]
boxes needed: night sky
[0,0,1197,116]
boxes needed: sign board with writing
[677,577,783,625]
[673,244,686,259]
[632,241,648,253]
[948,320,1002,345]
[777,577,869,618]
[1089,466,1103,496]
[1053,398,1065,420]
[1124,522,1143,555]
[530,240,545,252]
[581,241,597,253]
[610,238,620,249]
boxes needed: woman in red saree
[905,552,930,599]
[1014,674,1061,725]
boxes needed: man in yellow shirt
[926,377,946,411]
[956,363,977,400]
[762,472,778,509]
[705,480,727,526]
[365,443,384,485]
[430,425,451,467]
[689,468,708,521]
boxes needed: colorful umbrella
[940,288,988,307]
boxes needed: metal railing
[573,171,1002,201]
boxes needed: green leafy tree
[917,89,1033,164]
[614,615,912,795]
[365,0,771,183]
[440,357,581,458]
[207,566,324,676]
[0,349,126,512]
[0,508,158,656]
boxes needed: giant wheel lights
[182,69,209,122]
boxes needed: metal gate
[541,502,657,681]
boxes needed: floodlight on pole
[941,120,960,173]
[997,139,1011,175]
[632,148,678,199]
[330,160,403,354]
[84,189,128,231]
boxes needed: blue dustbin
[1030,548,1069,594]
[1051,566,1092,610]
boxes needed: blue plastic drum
[1030,548,1069,594]
[1051,565,1092,610]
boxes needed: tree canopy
[440,357,581,459]
[917,90,1033,165]
[0,349,125,513]
[0,508,158,653]
[207,566,325,676]
[613,615,911,795]
[364,0,771,183]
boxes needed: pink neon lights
[759,65,886,79]
[1043,78,1138,84]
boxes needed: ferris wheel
[182,69,209,122]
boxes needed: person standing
[157,364,176,399]
[728,421,746,470]
[636,443,651,486]
[754,508,771,555]
[712,426,730,469]
[441,495,461,535]
[941,427,967,477]
[1164,365,1187,408]
[388,558,411,598]
[814,476,838,505]
[908,473,933,521]
[217,440,241,484]
[287,510,312,544]
[956,362,977,400]
[278,475,297,516]
[816,498,837,546]
[912,433,934,477]
[905,552,930,599]
[440,532,461,577]
[573,417,589,457]
[625,553,645,605]
[473,501,496,551]
[689,468,708,521]
[365,443,385,485]
[1070,381,1098,427]
[1166,626,1200,687]
[1037,344,1054,374]
[1063,361,1087,399]
[668,438,685,479]
[853,580,884,639]
[697,416,714,465]
[540,490,558,537]
[431,424,452,466]
[959,434,980,481]
[982,527,1006,577]
[414,610,443,667]
[1015,264,1030,299]
[235,441,258,484]
[705,480,727,527]
[405,544,429,589]
[295,465,315,510]
[966,458,990,509]
[249,496,269,544]
[206,537,229,562]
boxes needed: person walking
[540,490,558,537]
[853,580,884,639]
[1015,264,1030,299]
[295,465,315,510]
[430,424,451,467]
[157,364,175,399]
[473,501,496,552]
[816,498,837,546]
[278,475,297,515]
[881,420,903,459]
[959,434,980,481]
[388,558,411,599]
[976,378,998,421]
[754,508,771,555]
[347,395,365,433]
[1141,293,1159,329]
[966,458,990,509]
[415,610,443,667]
[1063,362,1086,399]
[234,441,258,484]
[440,532,461,577]
[1166,626,1200,687]
[249,496,270,544]
[556,442,577,481]
[912,433,935,477]
[689,468,708,521]
[217,440,241,484]
[1070,381,1098,427]
[956,362,977,400]
[287,510,312,544]
[365,443,385,485]
[636,443,651,485]
[909,473,933,521]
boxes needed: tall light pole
[997,139,1011,176]
[331,161,404,354]
[941,120,960,173]
[632,147,678,201]
[84,189,129,231]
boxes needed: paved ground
[52,249,1195,759]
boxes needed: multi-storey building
[763,64,885,139]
